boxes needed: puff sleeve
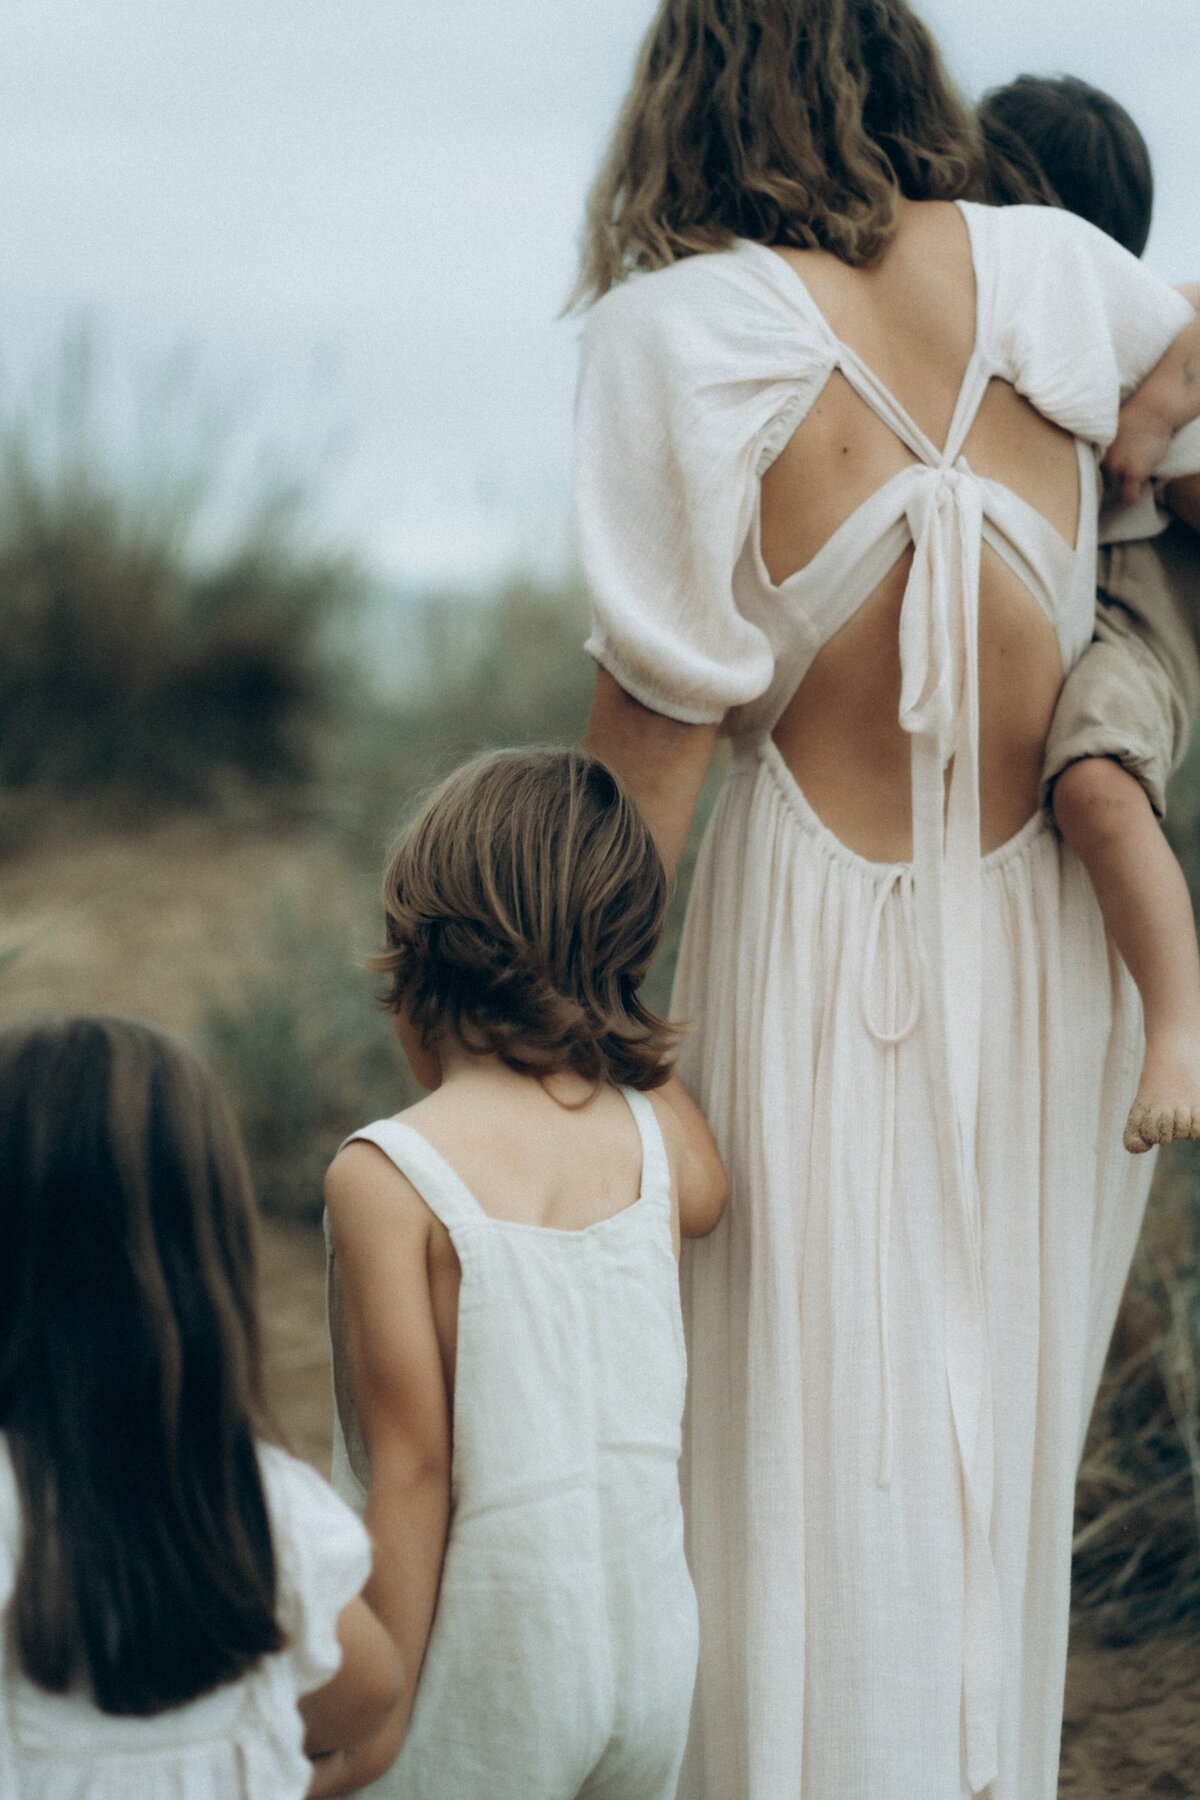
[991,206,1196,445]
[261,1445,373,1697]
[573,256,828,725]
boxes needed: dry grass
[1072,1151,1200,1641]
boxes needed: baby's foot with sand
[1123,1035,1200,1152]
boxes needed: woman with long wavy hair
[573,2,1200,1795]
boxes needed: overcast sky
[1,2,1196,589]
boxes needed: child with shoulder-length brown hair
[0,1015,403,1800]
[323,746,726,1800]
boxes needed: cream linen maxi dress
[573,203,1200,1800]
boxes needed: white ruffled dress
[573,203,1200,1800]
[0,1437,370,1800]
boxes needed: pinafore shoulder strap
[341,1119,487,1238]
[619,1087,671,1214]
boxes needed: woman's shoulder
[581,240,833,372]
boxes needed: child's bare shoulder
[325,1126,429,1239]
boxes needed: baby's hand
[1102,398,1172,509]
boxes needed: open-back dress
[573,203,1200,1800]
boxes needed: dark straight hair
[0,1016,284,1715]
[979,74,1153,256]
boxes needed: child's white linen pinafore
[573,204,1200,1800]
[328,1088,698,1800]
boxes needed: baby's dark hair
[0,1016,283,1716]
[979,74,1153,256]
[371,747,678,1089]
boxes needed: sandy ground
[0,810,364,1033]
[4,812,1198,1798]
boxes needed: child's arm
[1104,307,1200,506]
[318,1142,454,1787]
[299,1600,405,1798]
[1052,755,1200,1151]
[652,1073,728,1241]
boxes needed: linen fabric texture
[327,1088,699,1800]
[1043,523,1200,817]
[573,201,1200,1799]
[0,1438,370,1800]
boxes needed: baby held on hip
[980,72,1200,1150]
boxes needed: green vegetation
[200,898,414,1224]
[0,336,360,808]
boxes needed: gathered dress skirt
[674,736,1155,1800]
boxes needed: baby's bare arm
[1105,308,1200,506]
[1053,757,1200,1150]
[321,1144,453,1778]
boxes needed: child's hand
[1104,306,1200,506]
[305,1749,349,1799]
[1102,398,1173,509]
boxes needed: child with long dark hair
[0,1015,404,1799]
[324,746,727,1799]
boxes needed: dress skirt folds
[673,739,1155,1800]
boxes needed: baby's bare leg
[1054,756,1200,1152]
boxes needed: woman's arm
[315,1142,454,1791]
[583,667,719,878]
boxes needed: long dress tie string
[898,459,1002,1797]
[860,870,920,1491]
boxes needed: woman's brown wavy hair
[372,748,678,1090]
[573,0,996,303]
[0,1016,283,1715]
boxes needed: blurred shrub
[0,335,361,807]
[322,569,718,1013]
[321,573,597,861]
[201,898,417,1222]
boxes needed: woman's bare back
[762,200,1080,858]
